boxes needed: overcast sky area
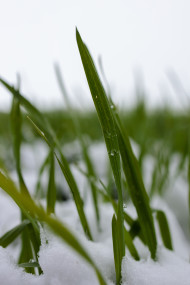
[0,0,190,110]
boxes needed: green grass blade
[47,150,56,214]
[100,179,140,260]
[155,209,173,250]
[11,97,29,195]
[0,79,93,240]
[55,63,100,227]
[112,214,120,285]
[35,151,51,198]
[0,220,30,248]
[19,227,35,274]
[0,172,106,285]
[113,107,157,259]
[11,96,41,273]
[76,29,125,269]
[28,117,93,240]
[18,262,40,268]
[0,78,54,144]
[124,228,140,260]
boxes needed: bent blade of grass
[113,105,157,259]
[155,209,173,250]
[47,150,56,214]
[28,117,93,240]
[55,63,100,226]
[0,220,30,248]
[0,77,54,144]
[76,29,125,275]
[0,172,106,285]
[0,79,92,240]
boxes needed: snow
[0,142,190,284]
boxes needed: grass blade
[28,117,93,240]
[35,151,51,198]
[0,78,93,241]
[47,150,56,214]
[100,179,140,260]
[54,63,100,226]
[11,97,29,195]
[0,77,54,144]
[0,220,30,248]
[0,171,106,285]
[11,96,41,273]
[155,209,173,250]
[18,262,40,268]
[112,214,120,285]
[113,104,157,259]
[124,228,139,260]
[76,29,125,277]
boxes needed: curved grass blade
[155,209,173,250]
[76,29,125,276]
[0,78,92,241]
[0,77,54,144]
[28,117,93,240]
[0,220,30,248]
[54,63,100,227]
[0,172,106,285]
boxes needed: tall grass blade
[76,29,125,273]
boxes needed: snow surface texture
[0,142,190,285]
